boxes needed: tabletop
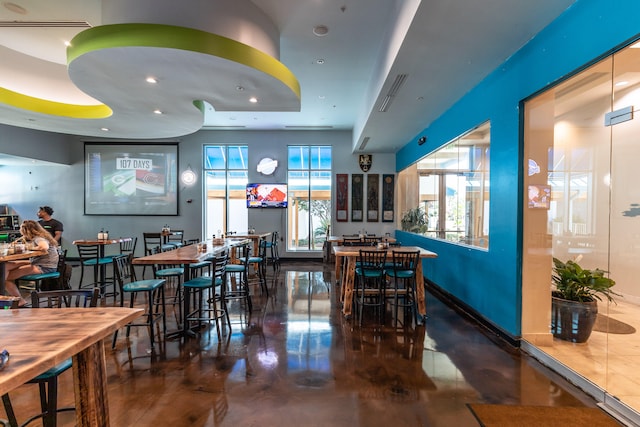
[0,307,142,396]
[327,235,397,243]
[132,238,249,265]
[72,237,132,245]
[230,231,272,239]
[332,245,437,258]
[0,249,47,263]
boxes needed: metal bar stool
[111,254,166,349]
[182,251,231,340]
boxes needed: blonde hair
[20,220,58,247]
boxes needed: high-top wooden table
[0,307,143,427]
[332,245,437,321]
[132,238,249,337]
[326,235,396,274]
[229,232,272,257]
[72,238,132,292]
[0,249,47,295]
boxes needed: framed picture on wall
[382,174,395,222]
[351,174,363,222]
[84,143,179,215]
[336,173,348,222]
[367,174,379,222]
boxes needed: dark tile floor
[3,260,606,426]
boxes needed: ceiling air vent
[378,74,408,112]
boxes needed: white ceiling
[0,0,576,157]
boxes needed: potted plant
[401,207,427,234]
[551,256,620,343]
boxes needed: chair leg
[45,377,58,427]
[146,290,155,347]
[2,393,19,427]
[112,330,119,350]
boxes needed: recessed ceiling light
[236,86,245,91]
[101,127,109,132]
[313,25,329,37]
[316,59,325,65]
[146,77,157,84]
[153,109,163,115]
[249,97,258,103]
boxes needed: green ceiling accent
[67,23,301,98]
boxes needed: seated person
[4,220,59,307]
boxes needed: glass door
[523,40,640,415]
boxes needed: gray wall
[0,125,397,258]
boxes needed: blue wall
[395,0,640,337]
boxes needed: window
[203,145,248,237]
[287,146,332,251]
[398,121,490,249]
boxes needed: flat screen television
[246,183,288,208]
[84,143,178,215]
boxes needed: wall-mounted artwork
[382,174,395,222]
[367,174,379,222]
[336,174,348,222]
[351,174,363,222]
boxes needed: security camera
[418,136,427,145]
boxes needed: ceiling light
[249,97,258,103]
[64,41,71,47]
[316,59,325,64]
[236,86,245,91]
[313,25,329,36]
[153,109,163,115]
[146,77,157,84]
[101,127,109,132]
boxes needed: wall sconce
[180,165,197,186]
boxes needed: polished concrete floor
[1,260,615,426]
[536,297,640,412]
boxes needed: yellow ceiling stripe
[0,87,111,119]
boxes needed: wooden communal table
[0,307,143,427]
[0,249,47,295]
[332,245,437,321]
[327,235,396,276]
[132,238,249,337]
